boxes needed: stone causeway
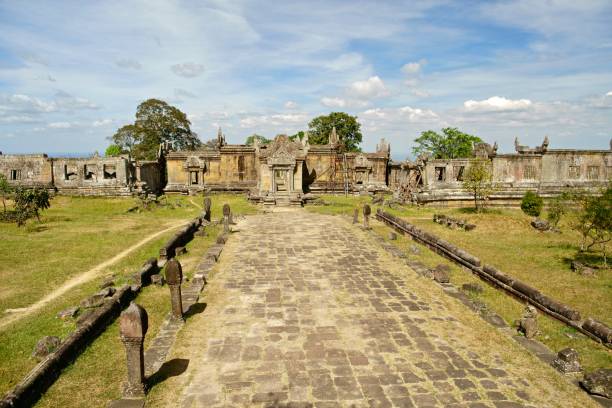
[162,209,595,408]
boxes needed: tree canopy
[462,159,496,212]
[105,144,122,157]
[245,134,271,146]
[307,112,362,152]
[412,127,482,159]
[109,99,201,160]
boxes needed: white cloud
[398,106,439,121]
[401,59,426,75]
[2,94,57,113]
[348,76,389,99]
[115,58,142,70]
[92,119,112,127]
[464,96,532,112]
[363,108,386,118]
[284,101,298,109]
[48,121,72,128]
[171,62,205,78]
[606,91,612,96]
[320,97,346,108]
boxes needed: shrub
[521,191,543,217]
[13,187,52,226]
[547,194,568,227]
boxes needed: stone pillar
[165,259,184,321]
[353,208,359,224]
[222,204,231,233]
[119,302,148,398]
[363,204,371,229]
[518,305,538,339]
[203,197,211,222]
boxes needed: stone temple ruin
[1,130,610,205]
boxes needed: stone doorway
[274,169,288,192]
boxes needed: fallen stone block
[98,287,116,298]
[175,246,187,256]
[433,264,450,283]
[580,369,612,399]
[571,261,597,277]
[57,306,79,320]
[531,218,550,231]
[32,336,61,360]
[552,348,581,374]
[388,232,397,240]
[80,293,106,309]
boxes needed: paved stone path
[160,210,594,408]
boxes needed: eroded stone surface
[172,211,595,408]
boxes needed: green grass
[0,193,257,400]
[306,195,612,372]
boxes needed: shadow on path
[148,358,190,388]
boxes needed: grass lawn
[0,193,257,400]
[306,194,612,372]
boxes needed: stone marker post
[222,204,231,233]
[203,197,211,222]
[165,259,184,321]
[363,204,371,230]
[353,208,359,224]
[119,302,148,399]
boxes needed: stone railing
[0,212,210,408]
[376,209,612,347]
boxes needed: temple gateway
[1,128,610,206]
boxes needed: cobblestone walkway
[167,210,593,408]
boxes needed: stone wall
[52,157,134,196]
[394,139,612,206]
[164,133,391,195]
[0,154,53,188]
[0,153,164,196]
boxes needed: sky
[0,0,611,160]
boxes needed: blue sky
[0,0,611,160]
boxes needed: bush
[13,187,52,226]
[521,191,543,217]
[547,194,568,227]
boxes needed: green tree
[110,124,141,155]
[307,112,362,152]
[111,99,201,160]
[520,191,544,217]
[13,187,51,226]
[105,144,123,157]
[0,173,11,213]
[571,186,611,264]
[245,134,271,145]
[462,159,496,212]
[412,127,483,159]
